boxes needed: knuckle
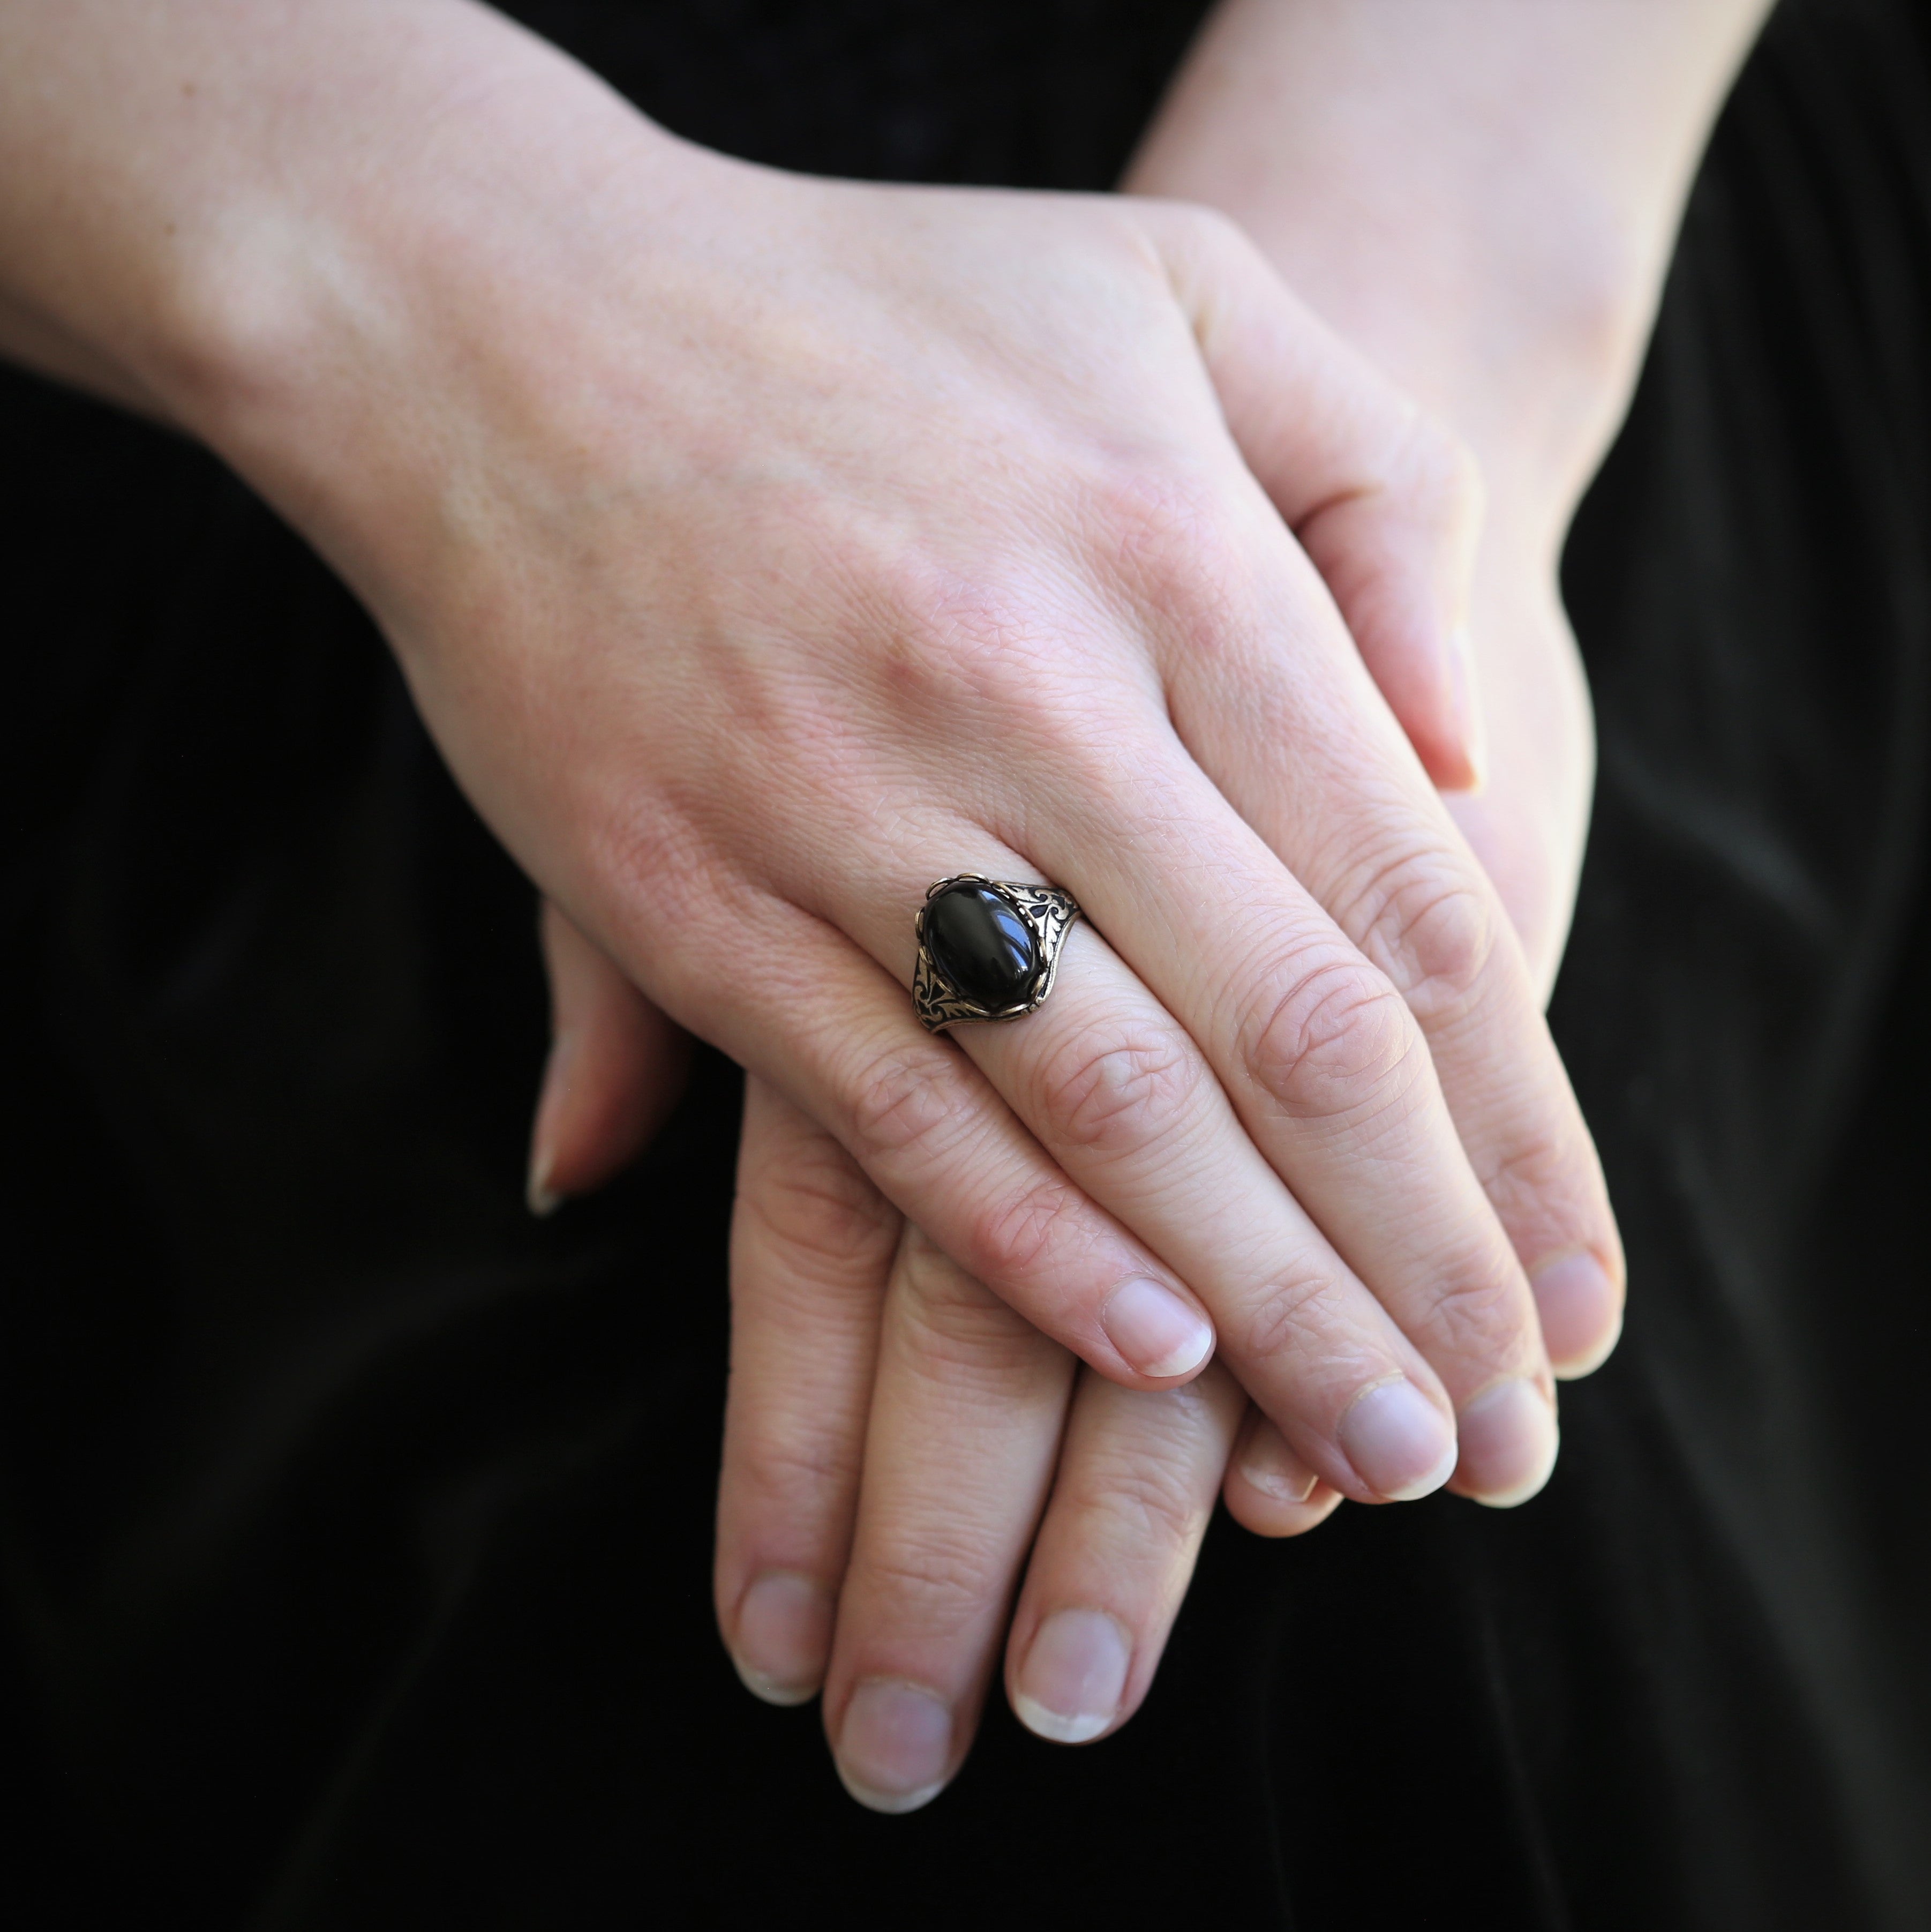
[1248,955,1419,1125]
[1032,1022,1202,1163]
[583,810,723,1012]
[741,1143,896,1277]
[1396,411,1485,538]
[1239,1271,1354,1366]
[1343,849,1501,1027]
[880,578,1152,780]
[599,797,706,911]
[967,1174,1081,1292]
[1478,1127,1592,1242]
[920,588,1042,700]
[846,1046,971,1173]
[883,574,1060,717]
[1089,457,1221,555]
[730,1421,863,1519]
[1075,1437,1207,1547]
[1160,197,1252,269]
[860,1534,1006,1633]
[894,1231,1042,1370]
[1083,460,1259,642]
[1418,1265,1532,1362]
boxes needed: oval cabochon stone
[925,883,1038,1009]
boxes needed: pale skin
[2,0,1605,1501]
[0,0,1760,1816]
[532,0,1770,1809]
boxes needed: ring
[913,874,1083,1033]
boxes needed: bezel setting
[912,873,1083,1033]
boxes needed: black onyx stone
[925,883,1039,1009]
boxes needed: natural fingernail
[1457,1378,1559,1507]
[731,1571,833,1707]
[1447,622,1487,792]
[1100,1279,1213,1379]
[1339,1379,1458,1501]
[1014,1608,1131,1745]
[1532,1252,1623,1378]
[525,1153,562,1218]
[1237,1422,1319,1504]
[836,1680,953,1814]
[525,1034,573,1217]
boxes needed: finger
[1154,204,1485,790]
[658,309,1564,1499]
[1147,555,1624,1391]
[1004,1362,1244,1745]
[599,728,1553,1502]
[715,1075,900,1705]
[1148,211,1624,1389]
[1023,727,1564,1501]
[783,790,1554,1501]
[642,883,1224,1392]
[776,840,1467,1506]
[627,748,1549,1501]
[1221,1409,1346,1539]
[823,1225,1075,1813]
[528,897,691,1212]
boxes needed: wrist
[1123,0,1765,543]
[0,1,697,498]
[101,18,720,640]
[146,31,670,443]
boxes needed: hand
[1123,0,1772,1001]
[498,0,1772,1816]
[726,1079,1344,1808]
[532,908,1340,1810]
[509,124,1627,1763]
[0,2,1617,1500]
[231,116,1617,1502]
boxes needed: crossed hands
[47,6,1622,1816]
[0,0,1766,1836]
[463,156,1625,1816]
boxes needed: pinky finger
[1222,1410,1346,1539]
[528,898,692,1212]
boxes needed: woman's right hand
[534,924,1340,1810]
[0,0,1619,1500]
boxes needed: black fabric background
[2,1,1929,1925]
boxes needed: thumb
[1153,204,1487,791]
[527,896,693,1215]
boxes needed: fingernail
[836,1680,953,1814]
[1447,622,1488,792]
[731,1571,833,1707]
[1457,1378,1559,1507]
[525,1152,562,1218]
[1014,1608,1131,1745]
[1532,1252,1623,1378]
[1338,1379,1457,1501]
[1100,1279,1213,1379]
[1237,1422,1319,1504]
[525,1032,574,1217]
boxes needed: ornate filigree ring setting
[913,874,1083,1034]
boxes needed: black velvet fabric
[4,1,1930,1925]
